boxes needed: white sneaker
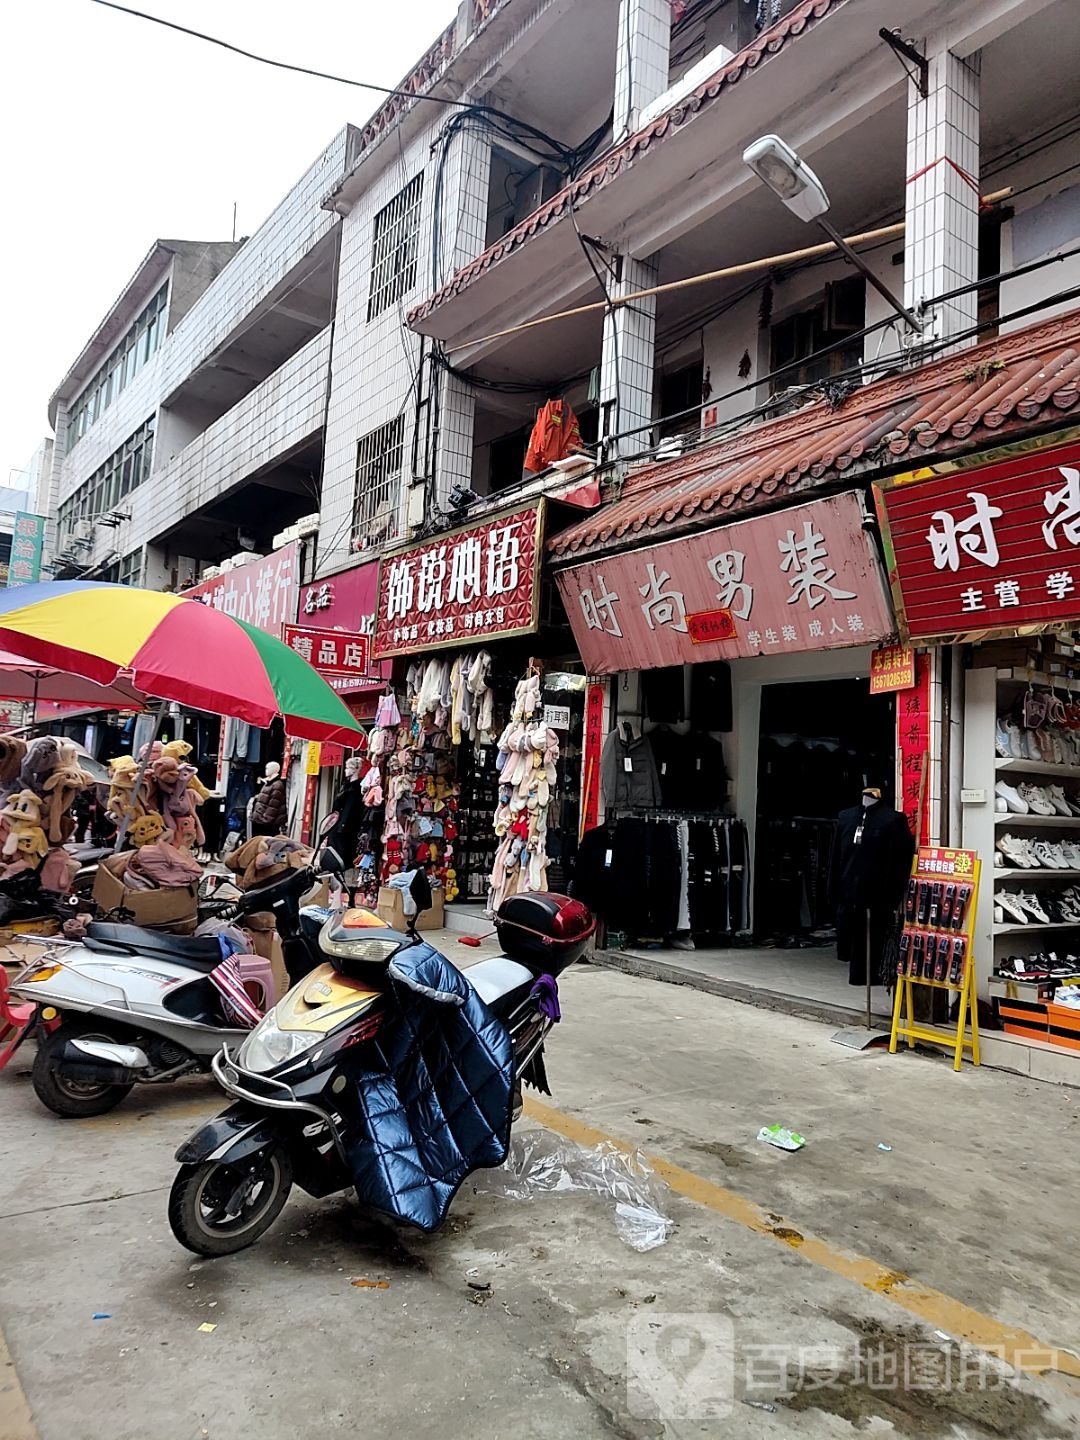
[994,903,1004,924]
[1033,841,1068,869]
[995,781,1028,814]
[1061,843,1080,869]
[1018,783,1056,816]
[997,890,1029,923]
[995,717,1013,758]
[1018,891,1050,924]
[1025,729,1043,762]
[1047,784,1073,817]
[996,832,1034,867]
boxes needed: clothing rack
[610,808,732,821]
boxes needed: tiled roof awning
[548,313,1080,564]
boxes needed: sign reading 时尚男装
[555,491,894,674]
[372,502,545,659]
[878,440,1080,641]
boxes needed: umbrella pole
[30,673,38,730]
[113,702,165,853]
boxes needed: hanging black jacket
[830,802,914,911]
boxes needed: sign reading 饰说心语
[372,502,545,659]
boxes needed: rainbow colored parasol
[0,582,362,743]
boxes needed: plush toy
[107,755,147,823]
[160,740,211,802]
[42,764,94,845]
[128,812,167,848]
[151,757,205,849]
[0,789,48,868]
[0,736,27,789]
[19,737,62,797]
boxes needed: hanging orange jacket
[523,399,583,474]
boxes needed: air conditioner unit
[296,513,321,540]
[72,519,94,543]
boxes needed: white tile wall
[903,46,980,349]
[78,331,330,573]
[615,0,671,141]
[601,254,659,461]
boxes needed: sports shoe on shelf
[996,832,1037,867]
[1018,783,1056,816]
[1046,784,1074,817]
[993,903,1004,924]
[1061,842,1080,869]
[1017,891,1051,924]
[996,890,1030,924]
[994,781,1028,814]
[1033,841,1069,869]
[996,956,1049,981]
[1066,793,1080,817]
[1025,729,1043,762]
[995,717,1014,759]
[1004,719,1027,760]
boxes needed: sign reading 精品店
[555,491,894,674]
[372,501,545,658]
[878,440,1080,642]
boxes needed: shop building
[45,125,361,592]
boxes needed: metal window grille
[367,174,424,321]
[352,415,405,549]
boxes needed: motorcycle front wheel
[168,1150,294,1257]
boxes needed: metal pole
[816,217,924,333]
[865,907,873,1031]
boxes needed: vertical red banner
[896,652,931,845]
[301,775,318,846]
[581,680,607,837]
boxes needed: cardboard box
[93,857,197,931]
[376,886,445,933]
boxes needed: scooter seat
[83,923,225,971]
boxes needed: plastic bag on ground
[475,1130,674,1251]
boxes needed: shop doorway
[753,678,896,946]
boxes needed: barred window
[367,174,424,321]
[352,415,405,549]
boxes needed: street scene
[3,0,1080,1434]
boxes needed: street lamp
[743,134,922,332]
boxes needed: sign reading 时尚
[879,440,1080,641]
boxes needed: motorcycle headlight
[238,1010,321,1074]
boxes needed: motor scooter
[168,891,594,1257]
[9,864,328,1118]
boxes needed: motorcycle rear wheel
[31,1022,135,1118]
[168,1150,293,1257]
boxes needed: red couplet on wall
[581,680,607,836]
[879,440,1080,641]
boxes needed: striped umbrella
[0,582,363,744]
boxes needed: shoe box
[988,974,1080,1048]
[973,635,1076,669]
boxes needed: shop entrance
[753,678,896,946]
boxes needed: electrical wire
[89,0,473,109]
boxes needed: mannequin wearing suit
[831,787,914,985]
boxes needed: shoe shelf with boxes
[964,650,1080,1051]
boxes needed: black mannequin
[831,786,914,985]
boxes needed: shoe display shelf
[964,667,1080,1017]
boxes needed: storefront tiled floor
[613,942,894,1019]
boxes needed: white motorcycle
[10,867,325,1119]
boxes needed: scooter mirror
[318,812,340,839]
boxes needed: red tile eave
[547,311,1080,564]
[407,0,846,328]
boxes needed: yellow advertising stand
[889,846,981,1071]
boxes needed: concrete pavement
[1,961,1079,1438]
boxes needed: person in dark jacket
[251,761,287,836]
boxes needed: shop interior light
[743,134,923,333]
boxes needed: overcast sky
[0,0,458,489]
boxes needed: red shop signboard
[298,560,391,695]
[184,542,299,634]
[372,502,545,659]
[283,625,370,679]
[556,491,894,674]
[878,440,1080,641]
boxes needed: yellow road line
[0,1327,38,1440]
[524,1095,1080,1385]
